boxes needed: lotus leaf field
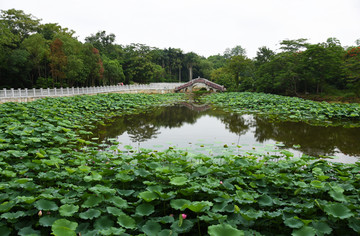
[0,92,360,236]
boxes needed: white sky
[1,0,360,58]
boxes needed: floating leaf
[138,191,158,202]
[52,219,78,236]
[170,176,188,186]
[258,194,273,207]
[18,226,40,236]
[136,203,155,216]
[117,214,136,229]
[82,195,102,208]
[142,220,161,236]
[291,226,316,236]
[324,203,353,219]
[34,199,58,211]
[79,209,101,220]
[208,224,244,236]
[59,204,79,217]
[312,221,332,235]
[170,199,191,210]
[284,218,304,229]
[107,196,128,209]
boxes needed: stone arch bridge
[174,78,226,93]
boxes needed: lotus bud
[38,210,42,216]
[181,214,187,219]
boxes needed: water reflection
[90,103,360,162]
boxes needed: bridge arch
[174,78,226,93]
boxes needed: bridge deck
[174,78,225,92]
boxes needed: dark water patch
[88,103,360,163]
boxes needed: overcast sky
[2,0,360,58]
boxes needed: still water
[91,103,360,163]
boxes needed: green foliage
[0,93,359,235]
[203,92,360,127]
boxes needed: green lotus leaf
[328,190,347,202]
[17,196,37,204]
[34,199,58,211]
[134,168,151,177]
[82,195,102,208]
[291,226,316,236]
[171,220,194,234]
[107,196,128,208]
[115,173,134,182]
[324,203,353,219]
[89,184,116,195]
[1,211,25,220]
[39,215,60,227]
[184,201,213,213]
[117,214,136,229]
[59,204,79,217]
[170,199,191,210]
[106,207,123,216]
[208,224,244,236]
[258,194,273,207]
[310,180,325,189]
[348,217,360,233]
[136,203,155,216]
[0,201,15,213]
[170,176,188,186]
[52,219,78,236]
[142,220,162,236]
[284,218,304,229]
[84,171,102,182]
[138,191,158,202]
[241,209,263,221]
[312,221,332,235]
[158,229,174,236]
[79,209,101,220]
[18,226,40,236]
[94,216,114,230]
[197,166,210,175]
[99,227,126,235]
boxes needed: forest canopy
[1,9,359,96]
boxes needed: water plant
[203,92,360,127]
[0,92,359,235]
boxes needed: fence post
[40,88,44,96]
[33,88,36,97]
[11,88,14,97]
[3,88,7,98]
[25,88,28,97]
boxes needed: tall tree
[49,38,67,87]
[0,9,40,43]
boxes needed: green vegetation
[0,93,360,235]
[203,92,360,127]
[1,9,360,98]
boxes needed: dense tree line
[1,9,359,97]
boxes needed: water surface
[90,103,360,163]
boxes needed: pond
[90,103,360,163]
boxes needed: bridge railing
[0,83,184,99]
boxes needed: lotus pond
[0,92,359,236]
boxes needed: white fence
[0,83,184,99]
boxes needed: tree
[0,9,40,43]
[279,38,308,52]
[223,45,246,59]
[184,52,199,81]
[103,56,125,85]
[85,31,116,56]
[21,34,50,82]
[37,23,74,40]
[255,46,275,67]
[344,46,360,96]
[226,55,253,90]
[49,38,67,87]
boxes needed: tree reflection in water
[90,103,360,159]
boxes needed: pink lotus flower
[220,181,223,184]
[38,210,42,216]
[181,214,187,219]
